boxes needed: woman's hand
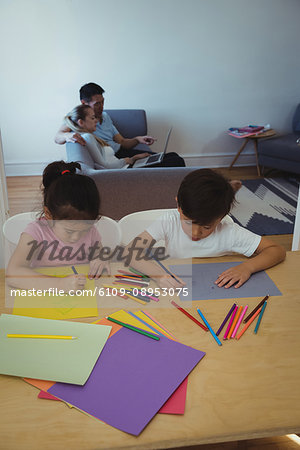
[88,259,111,279]
[125,153,150,165]
[215,263,252,289]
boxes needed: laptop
[132,127,173,168]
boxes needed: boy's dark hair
[177,169,235,225]
[79,83,105,102]
[42,161,100,220]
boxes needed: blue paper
[169,262,282,301]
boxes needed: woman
[65,105,149,169]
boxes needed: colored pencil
[129,267,149,278]
[114,280,149,288]
[254,301,267,334]
[216,303,236,336]
[223,305,238,339]
[196,308,222,346]
[71,265,78,275]
[117,271,144,278]
[106,288,128,299]
[228,306,243,339]
[236,307,262,340]
[153,257,182,284]
[243,295,269,323]
[7,334,77,340]
[103,285,147,305]
[171,300,208,332]
[107,317,160,341]
[231,305,248,338]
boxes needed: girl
[7,161,110,293]
[65,105,150,169]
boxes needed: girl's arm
[6,233,86,292]
[215,237,286,288]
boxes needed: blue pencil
[71,266,78,275]
[197,308,222,346]
[152,257,182,284]
[254,301,267,334]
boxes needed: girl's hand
[61,274,87,293]
[215,263,252,289]
[88,259,111,279]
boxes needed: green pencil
[107,317,160,341]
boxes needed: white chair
[2,212,122,257]
[118,209,176,246]
[292,190,300,251]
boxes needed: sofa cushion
[258,134,300,162]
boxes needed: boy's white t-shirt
[146,210,261,259]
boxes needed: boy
[125,169,286,289]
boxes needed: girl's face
[79,108,98,132]
[51,220,93,244]
[178,208,222,241]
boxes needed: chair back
[95,216,122,251]
[292,190,300,250]
[118,209,176,246]
[104,109,147,138]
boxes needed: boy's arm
[123,231,185,288]
[215,237,286,289]
[54,123,87,146]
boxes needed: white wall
[0,0,300,175]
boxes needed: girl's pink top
[23,218,102,268]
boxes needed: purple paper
[169,262,282,301]
[49,327,205,435]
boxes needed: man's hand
[66,132,87,146]
[136,136,156,145]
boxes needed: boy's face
[178,207,222,241]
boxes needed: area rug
[230,177,299,235]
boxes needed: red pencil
[171,300,208,332]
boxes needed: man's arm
[113,133,156,149]
[54,124,87,146]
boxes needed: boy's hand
[155,274,186,290]
[62,274,87,293]
[215,263,252,289]
[88,259,111,279]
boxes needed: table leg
[229,138,249,169]
[253,139,261,176]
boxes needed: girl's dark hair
[177,169,235,225]
[42,161,100,220]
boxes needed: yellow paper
[133,311,173,338]
[12,265,98,320]
[109,310,156,334]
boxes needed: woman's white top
[81,133,128,169]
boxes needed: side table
[229,129,277,176]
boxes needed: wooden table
[229,129,277,176]
[1,252,300,450]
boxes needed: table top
[248,129,277,139]
[1,252,300,450]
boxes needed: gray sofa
[66,109,198,220]
[257,104,300,174]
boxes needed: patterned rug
[230,177,299,235]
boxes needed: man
[55,82,156,159]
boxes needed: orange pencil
[236,307,262,340]
[228,306,243,339]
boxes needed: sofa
[257,104,300,174]
[66,109,198,220]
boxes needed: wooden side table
[229,129,277,176]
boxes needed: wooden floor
[5,167,298,449]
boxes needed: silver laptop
[132,127,172,168]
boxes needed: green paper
[0,314,111,385]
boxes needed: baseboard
[4,153,256,176]
[4,161,49,177]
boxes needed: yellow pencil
[102,285,147,305]
[6,334,77,340]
